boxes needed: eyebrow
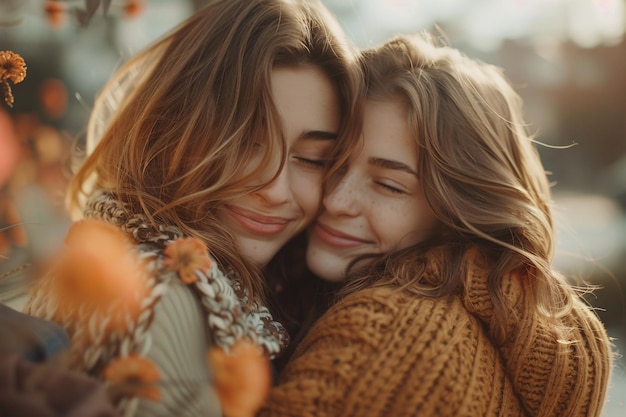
[301,130,338,140]
[369,157,418,177]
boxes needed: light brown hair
[342,33,577,344]
[68,0,362,302]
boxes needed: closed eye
[375,181,406,195]
[294,156,327,168]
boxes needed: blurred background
[0,0,624,413]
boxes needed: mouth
[313,222,371,248]
[225,205,290,236]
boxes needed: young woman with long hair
[263,33,612,417]
[23,0,362,415]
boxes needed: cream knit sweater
[262,252,612,417]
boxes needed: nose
[323,170,360,216]
[255,165,290,205]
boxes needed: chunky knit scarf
[25,191,288,374]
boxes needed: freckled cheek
[366,199,389,247]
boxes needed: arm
[462,254,612,417]
[0,302,69,362]
[261,288,528,417]
[132,279,222,417]
[25,273,222,417]
[262,289,398,417]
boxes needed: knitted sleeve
[261,288,528,417]
[24,274,222,417]
[462,254,612,417]
[132,279,222,417]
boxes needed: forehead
[270,65,335,108]
[270,65,340,142]
[360,99,417,167]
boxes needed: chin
[307,254,346,282]
[239,241,280,269]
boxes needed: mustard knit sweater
[262,253,612,417]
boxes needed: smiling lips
[225,205,291,236]
[313,222,370,248]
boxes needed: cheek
[373,201,426,251]
[397,207,439,250]
[291,171,322,220]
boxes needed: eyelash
[295,156,326,168]
[375,181,406,195]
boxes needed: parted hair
[68,0,362,302]
[343,33,578,344]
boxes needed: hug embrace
[19,0,612,416]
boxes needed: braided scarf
[26,191,288,376]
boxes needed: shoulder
[143,238,288,357]
[295,286,482,363]
[267,287,516,417]
[316,286,474,335]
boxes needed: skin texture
[218,65,340,267]
[306,98,439,281]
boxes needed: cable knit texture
[23,191,288,417]
[261,250,611,417]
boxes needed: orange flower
[44,1,66,28]
[0,51,26,84]
[208,341,271,417]
[39,78,68,119]
[103,354,162,402]
[163,237,212,284]
[52,219,149,331]
[0,51,26,108]
[124,0,145,18]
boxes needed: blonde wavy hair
[342,33,577,344]
[68,0,362,302]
